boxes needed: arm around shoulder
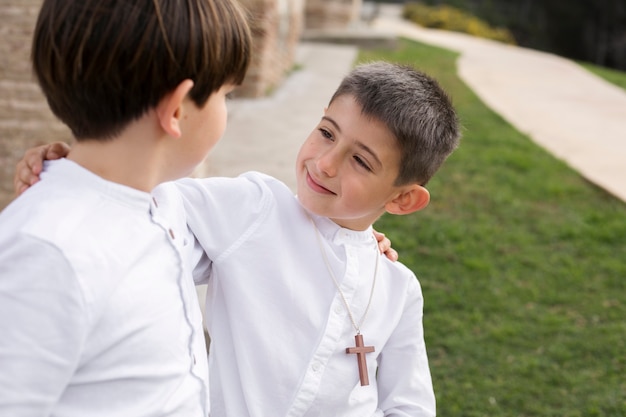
[173,173,275,257]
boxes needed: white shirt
[0,159,209,417]
[159,171,435,417]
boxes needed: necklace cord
[309,216,379,334]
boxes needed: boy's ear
[156,79,195,138]
[385,185,430,215]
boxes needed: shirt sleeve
[190,236,212,286]
[376,276,436,417]
[174,173,273,262]
[0,234,88,416]
[151,181,212,285]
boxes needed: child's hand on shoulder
[14,141,70,195]
[374,230,398,262]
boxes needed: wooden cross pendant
[346,334,375,386]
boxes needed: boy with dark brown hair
[0,0,250,415]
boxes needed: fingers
[14,160,37,196]
[373,230,399,262]
[13,142,69,196]
[376,233,391,253]
[384,247,399,262]
[46,141,71,160]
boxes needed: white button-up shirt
[0,159,209,417]
[159,171,435,417]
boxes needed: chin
[297,193,321,216]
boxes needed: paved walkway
[204,6,626,204]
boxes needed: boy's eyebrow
[321,115,383,168]
[321,115,341,133]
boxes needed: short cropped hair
[329,62,460,185]
[32,0,251,140]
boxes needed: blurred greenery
[362,38,626,416]
[579,61,626,92]
[412,0,626,72]
[403,3,515,44]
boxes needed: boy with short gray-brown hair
[173,61,459,416]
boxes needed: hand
[14,141,70,196]
[374,230,398,262]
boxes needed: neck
[330,214,380,232]
[67,116,179,192]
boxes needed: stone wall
[304,0,362,30]
[237,0,304,98]
[0,0,70,210]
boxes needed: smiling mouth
[306,170,335,195]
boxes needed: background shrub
[403,3,516,44]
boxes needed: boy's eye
[354,155,372,172]
[319,128,333,140]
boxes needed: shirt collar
[43,159,153,212]
[308,212,375,247]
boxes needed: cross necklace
[310,217,379,386]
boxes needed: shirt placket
[150,197,209,415]
[286,238,361,417]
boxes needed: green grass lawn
[579,61,626,92]
[360,39,626,416]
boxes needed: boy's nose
[316,149,339,177]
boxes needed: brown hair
[32,0,251,140]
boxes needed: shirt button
[312,362,321,372]
[334,305,343,314]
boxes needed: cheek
[341,182,372,208]
[296,140,313,165]
[300,137,322,159]
[209,104,228,140]
[218,107,228,136]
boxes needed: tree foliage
[420,0,626,70]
